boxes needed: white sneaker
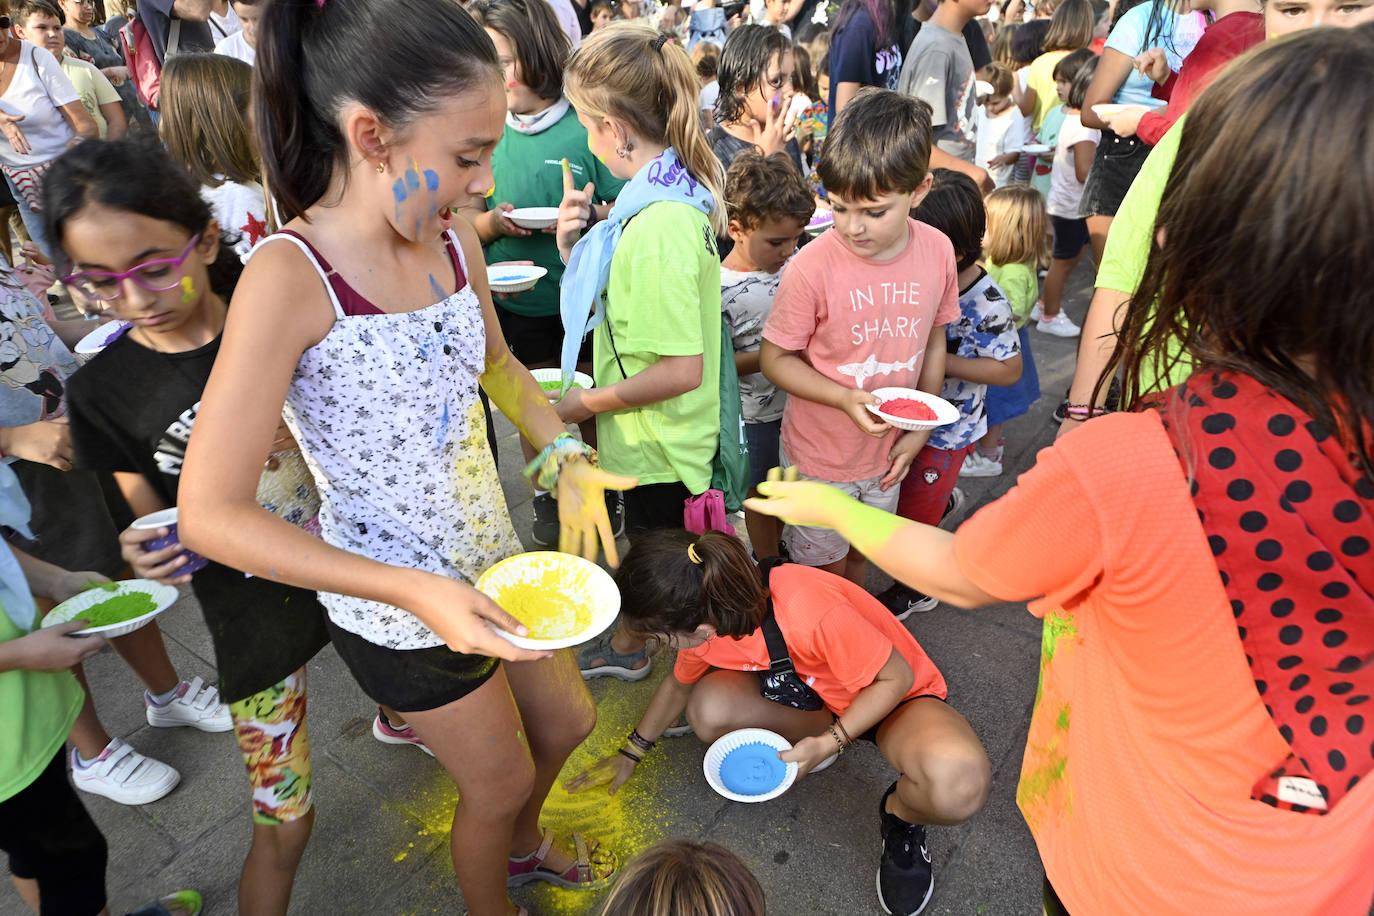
[959,452,1003,478]
[1036,311,1081,338]
[1030,301,1044,323]
[145,677,233,732]
[71,738,180,805]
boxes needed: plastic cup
[130,508,209,575]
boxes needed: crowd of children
[1,0,1372,915]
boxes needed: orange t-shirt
[953,412,1374,915]
[673,564,947,714]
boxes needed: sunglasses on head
[0,16,11,29]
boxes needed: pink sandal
[507,828,618,890]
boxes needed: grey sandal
[577,634,652,681]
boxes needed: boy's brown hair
[817,88,931,200]
[724,151,814,232]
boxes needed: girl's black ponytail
[253,0,501,223]
[254,0,335,222]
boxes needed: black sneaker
[1052,399,1069,424]
[876,583,939,621]
[605,490,626,540]
[530,493,559,547]
[877,782,934,915]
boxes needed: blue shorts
[745,418,782,490]
[985,327,1040,427]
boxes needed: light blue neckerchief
[0,463,38,631]
[558,147,715,390]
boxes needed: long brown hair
[599,840,767,916]
[160,54,260,188]
[1042,0,1094,52]
[1105,25,1374,475]
[565,21,726,233]
[614,530,767,640]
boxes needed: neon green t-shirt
[593,201,721,494]
[0,548,84,803]
[1095,118,1188,390]
[486,108,626,318]
[986,260,1039,328]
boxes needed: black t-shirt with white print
[67,333,328,702]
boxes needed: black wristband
[617,748,642,765]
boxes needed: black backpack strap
[758,558,797,678]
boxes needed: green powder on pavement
[69,592,157,628]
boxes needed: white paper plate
[487,264,548,294]
[475,551,619,651]
[74,320,130,355]
[704,728,798,803]
[806,209,833,234]
[42,579,179,638]
[529,367,594,396]
[1021,143,1052,155]
[865,387,961,432]
[1091,103,1149,120]
[502,207,560,230]
[974,79,995,98]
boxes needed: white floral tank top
[256,229,522,649]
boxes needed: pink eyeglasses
[62,235,202,305]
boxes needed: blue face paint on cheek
[392,179,407,203]
[423,169,440,193]
[406,168,421,192]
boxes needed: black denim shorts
[1082,129,1151,219]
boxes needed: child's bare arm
[1072,140,1096,185]
[947,353,1023,386]
[761,339,888,436]
[735,349,762,376]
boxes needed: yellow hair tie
[687,543,703,565]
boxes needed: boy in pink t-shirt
[762,88,959,586]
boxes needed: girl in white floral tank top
[176,1,634,910]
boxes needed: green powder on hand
[69,592,158,629]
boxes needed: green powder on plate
[70,592,158,629]
[538,380,585,393]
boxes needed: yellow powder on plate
[498,583,591,640]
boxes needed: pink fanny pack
[683,489,734,536]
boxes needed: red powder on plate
[881,398,937,421]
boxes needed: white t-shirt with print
[1047,112,1100,219]
[721,264,787,424]
[201,179,269,263]
[0,42,80,168]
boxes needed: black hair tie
[651,33,670,52]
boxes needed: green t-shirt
[486,108,626,318]
[986,260,1039,328]
[594,201,721,493]
[0,547,84,803]
[1095,118,1188,390]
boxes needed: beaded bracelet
[834,719,853,747]
[826,725,847,756]
[628,729,655,753]
[523,432,598,492]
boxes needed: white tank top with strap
[253,229,523,650]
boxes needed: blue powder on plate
[719,742,786,796]
[494,275,521,283]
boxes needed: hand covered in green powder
[744,467,861,531]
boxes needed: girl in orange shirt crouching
[568,529,990,916]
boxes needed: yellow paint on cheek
[180,276,196,304]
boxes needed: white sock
[147,683,181,706]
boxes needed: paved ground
[2,269,1092,916]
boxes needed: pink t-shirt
[763,220,960,481]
